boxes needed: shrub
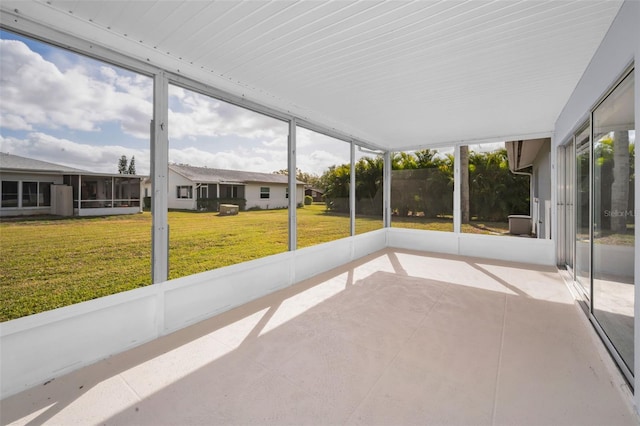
[304,195,313,205]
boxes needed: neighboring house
[305,187,324,203]
[505,138,552,238]
[0,153,142,217]
[146,164,305,211]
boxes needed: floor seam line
[118,374,143,401]
[491,293,508,426]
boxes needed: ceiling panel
[0,0,625,150]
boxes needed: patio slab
[1,249,637,426]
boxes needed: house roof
[170,164,304,185]
[0,153,143,178]
[0,152,87,174]
[0,1,624,150]
[305,187,325,194]
[505,139,548,172]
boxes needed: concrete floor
[1,248,638,426]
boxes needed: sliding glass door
[564,141,575,272]
[560,68,635,381]
[592,71,635,374]
[575,125,591,300]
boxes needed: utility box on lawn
[220,204,239,216]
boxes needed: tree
[460,146,470,223]
[273,168,320,188]
[391,151,417,170]
[320,164,350,212]
[127,156,136,175]
[355,156,384,216]
[468,148,529,221]
[118,155,128,174]
[390,149,453,218]
[611,131,630,233]
[415,149,437,168]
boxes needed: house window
[22,182,38,207]
[286,187,289,198]
[226,185,239,198]
[38,182,51,207]
[260,187,270,199]
[177,185,193,199]
[196,185,208,199]
[1,181,18,207]
[81,181,98,200]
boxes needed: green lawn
[0,204,515,322]
[392,215,510,235]
[0,204,382,321]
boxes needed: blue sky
[0,30,354,176]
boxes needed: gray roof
[0,153,88,173]
[170,164,304,185]
[0,153,143,178]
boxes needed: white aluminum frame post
[152,72,169,285]
[288,119,297,251]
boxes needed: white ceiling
[0,0,624,150]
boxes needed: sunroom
[0,1,638,424]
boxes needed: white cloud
[296,127,351,175]
[169,146,284,174]
[298,150,350,176]
[468,142,505,152]
[0,39,152,139]
[0,114,33,131]
[0,133,150,175]
[0,37,352,179]
[168,85,287,141]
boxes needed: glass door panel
[575,126,591,299]
[592,71,635,373]
[564,141,575,272]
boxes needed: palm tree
[611,131,630,233]
[460,146,469,223]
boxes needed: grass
[392,215,511,235]
[594,226,635,246]
[0,204,383,321]
[1,214,152,321]
[1,204,521,321]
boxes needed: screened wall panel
[355,146,384,234]
[166,84,289,279]
[0,30,152,321]
[296,127,351,248]
[391,149,453,232]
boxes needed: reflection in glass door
[592,71,635,374]
[564,141,575,272]
[575,126,591,300]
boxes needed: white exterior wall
[554,2,638,145]
[165,169,303,211]
[244,183,304,210]
[0,172,64,217]
[533,140,552,239]
[168,172,197,210]
[295,186,304,206]
[553,0,639,408]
